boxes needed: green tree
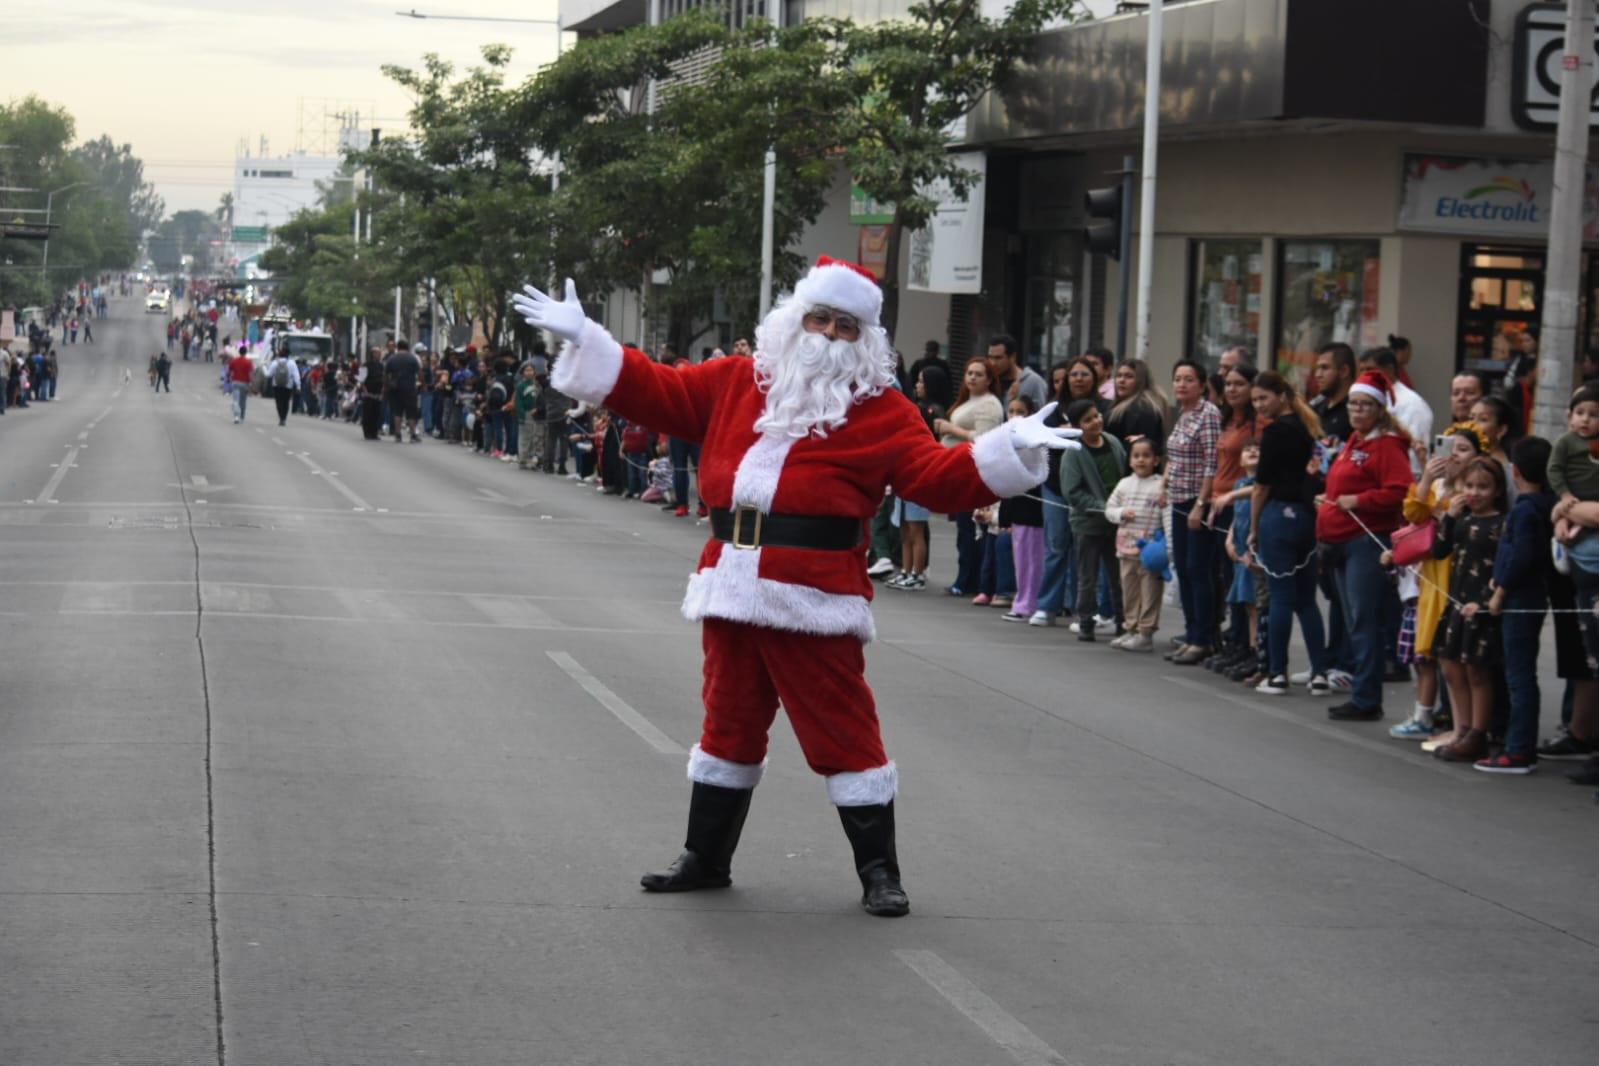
[350,45,556,349]
[813,0,1086,335]
[520,12,847,349]
[258,201,389,326]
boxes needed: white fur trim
[827,762,898,806]
[687,743,765,789]
[731,434,795,512]
[682,545,877,642]
[791,264,883,328]
[971,425,1048,498]
[550,320,624,405]
[1349,381,1391,408]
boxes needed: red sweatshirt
[1315,431,1413,543]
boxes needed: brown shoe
[1172,645,1212,665]
[1435,727,1488,763]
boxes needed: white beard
[754,332,872,439]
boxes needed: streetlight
[41,182,87,280]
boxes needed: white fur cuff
[550,320,624,404]
[971,425,1048,498]
[688,743,765,789]
[826,761,898,806]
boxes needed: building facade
[230,152,346,277]
[963,0,1595,406]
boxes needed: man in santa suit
[513,256,1076,916]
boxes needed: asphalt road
[2,297,1596,1066]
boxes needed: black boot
[837,802,910,917]
[640,782,753,892]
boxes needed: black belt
[710,507,863,551]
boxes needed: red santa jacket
[552,324,1046,641]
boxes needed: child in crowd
[1000,396,1045,618]
[1061,398,1126,642]
[1104,437,1165,651]
[1549,384,1599,547]
[1386,423,1488,741]
[1430,456,1509,764]
[1224,440,1262,658]
[642,444,673,504]
[972,503,1016,609]
[1482,436,1557,773]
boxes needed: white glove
[511,278,588,346]
[1007,402,1082,451]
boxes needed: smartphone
[1430,434,1450,457]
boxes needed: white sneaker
[1027,610,1055,627]
[1327,669,1354,691]
[1107,633,1130,649]
[1256,675,1290,695]
[1095,614,1117,627]
[1289,669,1312,685]
[866,557,896,578]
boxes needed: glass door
[1023,233,1081,374]
[1457,244,1543,385]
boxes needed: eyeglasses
[802,306,861,341]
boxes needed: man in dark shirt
[1309,342,1354,447]
[383,340,423,442]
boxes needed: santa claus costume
[514,256,1075,916]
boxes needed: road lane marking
[1160,675,1483,782]
[290,452,372,511]
[271,436,284,445]
[190,475,209,488]
[895,950,1069,1066]
[36,446,79,503]
[547,650,685,755]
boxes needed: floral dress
[1434,511,1506,666]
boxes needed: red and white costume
[551,261,1045,806]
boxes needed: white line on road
[547,650,685,755]
[271,436,284,446]
[190,475,209,488]
[36,447,80,504]
[1160,675,1483,782]
[895,950,1069,1066]
[290,452,372,511]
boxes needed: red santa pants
[700,617,887,776]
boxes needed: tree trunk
[880,222,903,341]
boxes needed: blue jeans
[1258,500,1328,678]
[1037,488,1073,614]
[1172,503,1219,646]
[626,455,647,495]
[1501,608,1545,758]
[979,530,1016,597]
[953,513,981,594]
[1322,535,1389,709]
[504,414,519,456]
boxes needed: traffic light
[1084,184,1124,260]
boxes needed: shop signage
[1512,3,1599,131]
[1398,153,1599,239]
[906,151,987,295]
[848,186,894,226]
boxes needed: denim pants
[979,530,1016,597]
[1322,534,1389,710]
[1501,608,1545,758]
[504,414,519,456]
[232,387,247,421]
[1037,488,1073,614]
[1172,503,1219,646]
[1258,500,1328,678]
[625,454,648,495]
[953,512,981,594]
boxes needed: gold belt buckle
[730,506,764,550]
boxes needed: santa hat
[790,255,882,329]
[1348,369,1393,409]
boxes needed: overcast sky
[11,0,1119,219]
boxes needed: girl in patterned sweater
[1104,438,1166,651]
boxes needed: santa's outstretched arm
[512,279,723,442]
[889,400,1080,512]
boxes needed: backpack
[272,359,290,387]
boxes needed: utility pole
[757,0,784,321]
[1133,0,1162,362]
[1533,0,1595,441]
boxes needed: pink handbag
[1388,519,1436,567]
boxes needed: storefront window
[1275,240,1382,391]
[1188,239,1263,369]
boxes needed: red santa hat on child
[790,255,883,329]
[1348,369,1394,409]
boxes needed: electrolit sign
[1398,154,1598,239]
